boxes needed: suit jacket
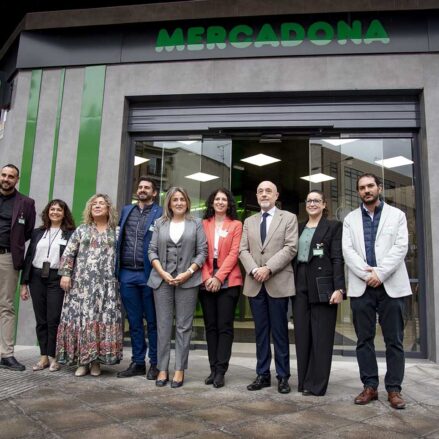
[294,218,345,303]
[147,217,207,289]
[342,202,412,298]
[239,208,298,298]
[115,202,163,279]
[201,217,243,287]
[9,190,36,270]
[21,228,74,284]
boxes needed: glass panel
[309,138,420,353]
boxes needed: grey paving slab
[1,346,439,439]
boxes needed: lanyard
[44,228,61,259]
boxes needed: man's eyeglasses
[305,199,323,205]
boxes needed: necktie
[260,212,269,244]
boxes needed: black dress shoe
[155,373,169,387]
[0,356,25,371]
[171,379,184,388]
[146,364,159,380]
[117,362,146,378]
[302,389,314,396]
[247,375,271,391]
[278,377,291,394]
[205,371,215,385]
[213,373,225,388]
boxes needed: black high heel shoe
[155,372,169,387]
[171,371,184,388]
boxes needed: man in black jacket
[0,164,35,371]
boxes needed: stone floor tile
[188,430,235,438]
[75,388,136,405]
[425,429,439,439]
[189,405,251,426]
[228,399,303,416]
[160,394,213,412]
[0,400,20,419]
[128,415,206,438]
[308,399,388,421]
[34,407,109,431]
[13,395,82,414]
[229,418,312,438]
[312,423,420,439]
[100,401,165,420]
[0,415,44,439]
[61,424,143,439]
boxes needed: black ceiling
[0,1,187,50]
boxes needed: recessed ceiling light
[178,140,199,145]
[300,173,336,183]
[322,139,359,146]
[241,154,281,167]
[374,156,414,168]
[134,156,150,166]
[185,172,219,182]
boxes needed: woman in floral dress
[56,194,123,377]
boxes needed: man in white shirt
[239,181,298,394]
[342,173,412,409]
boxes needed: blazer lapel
[262,209,281,249]
[11,191,22,227]
[355,207,367,260]
[376,203,389,237]
[217,217,231,256]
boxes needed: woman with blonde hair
[148,187,207,388]
[56,194,123,377]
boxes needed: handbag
[316,276,334,303]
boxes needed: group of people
[0,163,411,410]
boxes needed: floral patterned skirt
[56,279,123,366]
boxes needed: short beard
[361,194,380,206]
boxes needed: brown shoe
[354,387,378,405]
[388,391,406,409]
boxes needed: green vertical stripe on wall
[48,69,66,201]
[15,69,42,342]
[19,69,42,195]
[71,65,106,223]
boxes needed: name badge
[313,248,324,257]
[59,239,67,245]
[18,218,25,225]
[219,229,228,238]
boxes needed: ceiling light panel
[241,154,281,167]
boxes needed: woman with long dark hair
[200,188,242,388]
[293,190,345,396]
[20,199,75,372]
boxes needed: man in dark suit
[0,164,36,371]
[239,181,298,394]
[116,177,163,379]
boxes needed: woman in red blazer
[200,188,243,388]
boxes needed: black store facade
[0,1,437,360]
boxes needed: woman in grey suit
[148,187,207,388]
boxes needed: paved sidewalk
[1,346,439,439]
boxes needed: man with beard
[342,173,411,409]
[116,177,162,379]
[0,164,35,371]
[239,181,298,394]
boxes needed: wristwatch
[187,267,195,276]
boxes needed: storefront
[0,1,437,360]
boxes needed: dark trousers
[350,285,405,392]
[293,288,337,395]
[249,285,290,378]
[199,286,240,375]
[29,268,65,357]
[119,269,157,366]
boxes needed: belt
[0,247,10,254]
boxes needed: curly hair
[203,188,238,220]
[161,187,191,221]
[40,199,76,231]
[82,193,118,229]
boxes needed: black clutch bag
[316,276,334,303]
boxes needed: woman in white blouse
[20,199,75,372]
[148,187,207,388]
